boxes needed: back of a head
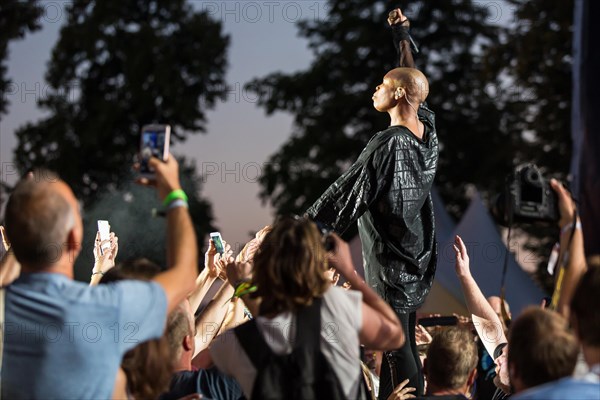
[425,326,478,390]
[508,307,579,390]
[165,301,194,364]
[570,266,600,347]
[385,67,429,105]
[252,216,329,315]
[5,171,74,269]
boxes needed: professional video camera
[492,163,559,226]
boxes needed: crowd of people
[1,6,599,400]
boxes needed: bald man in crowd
[307,8,437,399]
[1,157,198,399]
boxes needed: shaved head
[5,171,79,269]
[384,67,429,105]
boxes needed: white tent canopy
[349,188,547,317]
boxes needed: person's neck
[175,353,193,372]
[427,383,468,398]
[388,106,422,138]
[22,260,74,279]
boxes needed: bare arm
[328,234,404,350]
[188,240,232,313]
[89,232,118,286]
[193,282,235,356]
[453,235,507,343]
[0,226,20,286]
[142,156,198,314]
[551,179,587,318]
[388,8,416,68]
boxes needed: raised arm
[0,226,20,286]
[453,235,508,344]
[550,179,586,318]
[141,156,198,314]
[388,8,416,69]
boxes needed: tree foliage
[14,0,229,203]
[11,0,230,274]
[248,0,511,220]
[0,0,43,116]
[75,157,213,279]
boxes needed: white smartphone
[97,220,111,255]
[139,124,171,178]
[210,232,225,255]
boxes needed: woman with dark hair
[206,216,405,400]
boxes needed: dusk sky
[1,1,334,250]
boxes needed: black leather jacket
[307,106,438,312]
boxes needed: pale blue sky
[0,1,328,249]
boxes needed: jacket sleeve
[306,137,396,234]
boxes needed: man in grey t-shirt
[1,155,198,399]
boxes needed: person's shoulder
[321,286,362,324]
[514,377,600,399]
[323,285,362,304]
[366,126,409,150]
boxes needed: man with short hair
[387,326,478,400]
[1,156,198,399]
[160,299,243,400]
[423,326,478,399]
[507,307,579,394]
[512,267,600,399]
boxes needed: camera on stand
[492,163,559,226]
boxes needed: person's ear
[66,227,82,259]
[183,334,193,352]
[394,87,405,100]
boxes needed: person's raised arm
[0,225,20,286]
[550,179,586,318]
[453,235,507,344]
[140,156,198,313]
[89,232,118,286]
[388,8,416,69]
[327,233,404,350]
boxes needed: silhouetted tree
[0,0,42,115]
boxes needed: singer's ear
[395,87,405,99]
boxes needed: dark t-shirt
[159,368,244,400]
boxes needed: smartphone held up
[139,124,171,178]
[97,220,111,256]
[210,232,225,255]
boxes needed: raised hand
[453,235,471,278]
[387,378,416,400]
[326,233,355,280]
[93,231,119,274]
[136,154,182,201]
[325,267,340,286]
[0,225,9,252]
[388,7,409,27]
[226,260,253,287]
[550,178,577,228]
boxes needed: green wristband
[163,189,188,207]
[233,281,257,298]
